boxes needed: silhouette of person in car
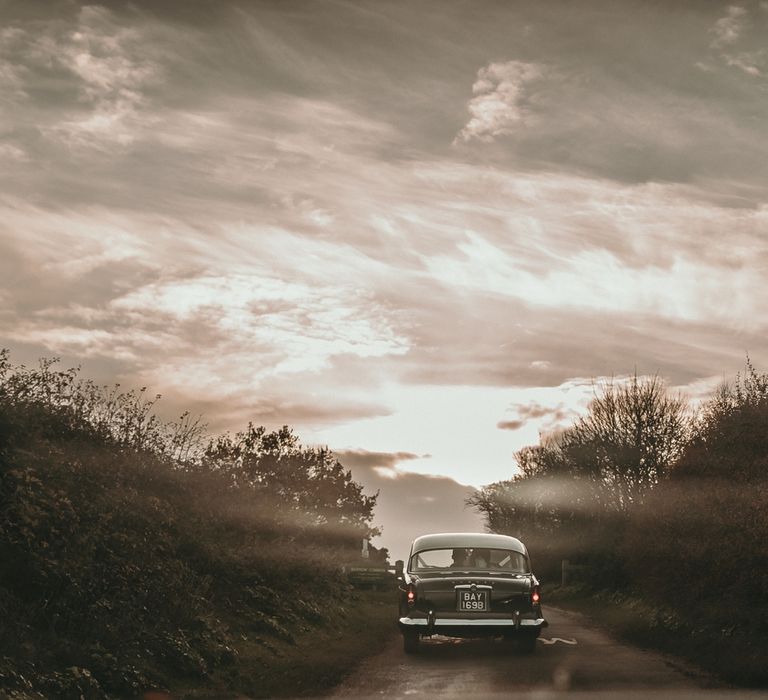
[471,548,490,568]
[451,548,470,567]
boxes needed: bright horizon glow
[306,382,595,487]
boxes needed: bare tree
[560,374,690,509]
[470,374,690,539]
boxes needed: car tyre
[403,631,420,654]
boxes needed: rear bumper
[399,614,547,637]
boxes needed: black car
[397,532,547,653]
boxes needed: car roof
[409,532,528,556]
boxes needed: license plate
[457,590,488,611]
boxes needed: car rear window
[410,547,528,573]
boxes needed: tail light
[531,586,541,605]
[406,583,416,604]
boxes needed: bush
[624,480,768,627]
[0,351,379,698]
[675,359,768,482]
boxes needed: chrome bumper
[399,616,547,628]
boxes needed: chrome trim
[399,617,546,627]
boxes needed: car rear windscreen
[410,547,528,573]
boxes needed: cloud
[497,401,577,433]
[443,9,768,184]
[5,151,768,443]
[112,273,409,376]
[339,451,486,559]
[710,5,765,77]
[0,5,163,149]
[391,278,768,393]
[711,5,747,48]
[334,449,427,470]
[4,0,768,491]
[497,419,526,431]
[4,150,768,422]
[455,60,544,143]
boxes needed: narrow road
[331,606,723,698]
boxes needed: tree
[675,357,768,482]
[469,374,689,580]
[202,424,378,543]
[472,374,689,522]
[558,373,690,509]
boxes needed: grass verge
[544,584,768,688]
[177,589,397,699]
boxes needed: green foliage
[0,350,379,699]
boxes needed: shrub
[0,351,379,698]
[624,480,768,627]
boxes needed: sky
[2,0,768,557]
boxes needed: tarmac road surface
[330,606,741,699]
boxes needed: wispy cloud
[3,0,768,497]
[111,273,409,377]
[710,5,765,77]
[711,5,747,48]
[0,5,163,149]
[334,449,427,471]
[497,401,576,432]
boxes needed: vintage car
[397,532,547,653]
